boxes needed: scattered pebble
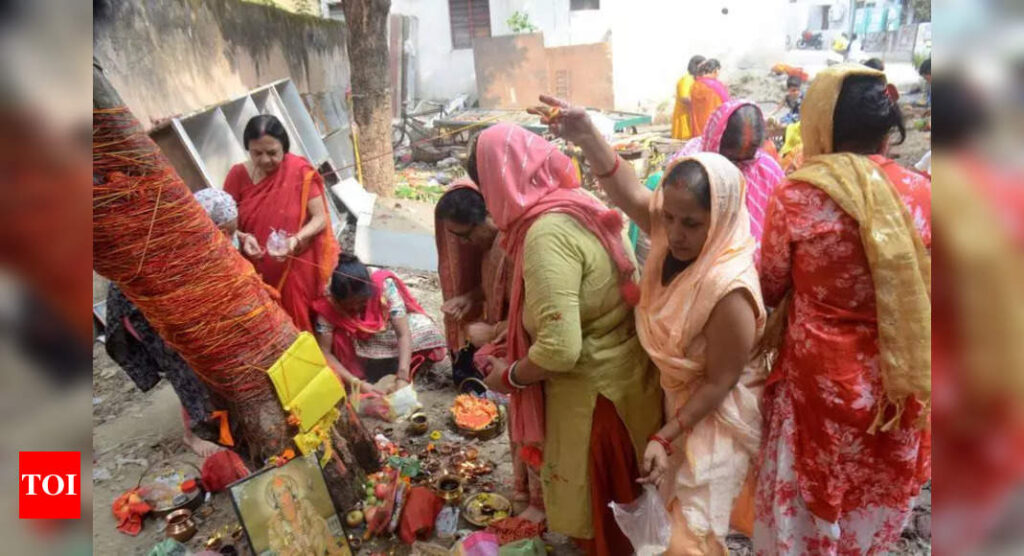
[93,467,112,481]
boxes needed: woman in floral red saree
[754,65,931,555]
[223,115,338,332]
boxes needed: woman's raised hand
[527,95,596,145]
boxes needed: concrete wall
[93,0,350,130]
[390,0,477,101]
[392,0,789,111]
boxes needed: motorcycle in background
[796,30,824,50]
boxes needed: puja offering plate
[139,459,203,517]
[463,492,512,527]
[449,395,503,440]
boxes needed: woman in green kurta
[475,123,662,555]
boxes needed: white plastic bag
[387,384,421,419]
[609,484,671,555]
[266,228,290,259]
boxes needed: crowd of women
[108,60,929,555]
[435,63,930,555]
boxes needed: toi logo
[19,451,81,519]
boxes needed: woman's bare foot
[512,491,530,514]
[518,505,546,524]
[183,434,222,458]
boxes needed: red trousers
[573,395,641,556]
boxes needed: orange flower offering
[451,395,498,431]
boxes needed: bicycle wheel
[391,121,406,151]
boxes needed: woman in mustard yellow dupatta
[532,95,766,555]
[754,64,931,555]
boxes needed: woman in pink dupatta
[476,123,661,554]
[673,99,786,256]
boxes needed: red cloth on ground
[399,486,444,544]
[112,488,151,536]
[488,516,546,545]
[223,153,339,332]
[200,449,250,492]
[572,395,641,556]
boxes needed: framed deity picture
[228,453,351,556]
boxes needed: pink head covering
[475,123,640,450]
[673,99,785,251]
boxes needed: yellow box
[266,332,345,431]
[267,332,327,404]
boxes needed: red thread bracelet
[595,155,621,179]
[649,434,673,456]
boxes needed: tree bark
[93,61,379,512]
[343,0,396,196]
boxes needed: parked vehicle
[796,30,824,50]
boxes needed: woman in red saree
[312,254,449,391]
[690,59,730,138]
[223,115,338,332]
[435,179,530,501]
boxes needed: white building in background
[389,0,791,111]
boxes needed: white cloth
[194,188,238,227]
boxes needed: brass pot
[166,509,197,543]
[433,473,464,505]
[408,412,429,435]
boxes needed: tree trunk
[92,60,379,512]
[343,0,396,196]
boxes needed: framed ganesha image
[228,453,350,556]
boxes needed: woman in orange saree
[223,115,339,333]
[690,59,730,137]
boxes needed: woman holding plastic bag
[534,95,766,555]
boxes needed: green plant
[911,0,930,23]
[507,10,538,34]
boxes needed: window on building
[449,0,491,49]
[570,0,600,10]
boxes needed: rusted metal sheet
[473,33,549,109]
[474,34,614,111]
[545,42,614,110]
